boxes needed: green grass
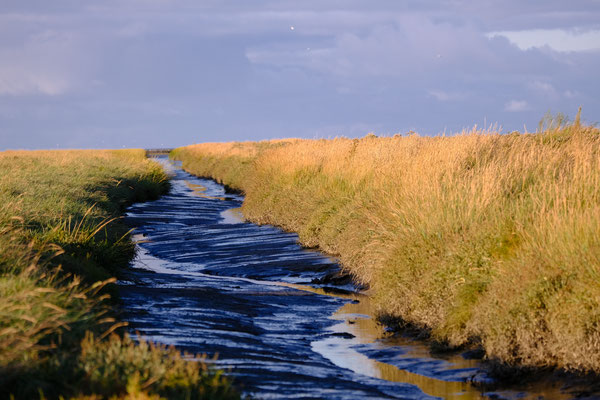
[77,333,236,400]
[0,149,238,399]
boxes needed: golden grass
[173,117,600,373]
[170,140,298,191]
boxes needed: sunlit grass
[0,149,238,399]
[173,112,600,373]
[77,333,236,400]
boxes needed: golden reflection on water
[186,181,230,200]
[220,208,245,224]
[310,289,485,399]
[186,180,245,224]
[285,286,571,399]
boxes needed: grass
[0,149,238,399]
[76,333,236,400]
[170,140,297,192]
[172,111,600,374]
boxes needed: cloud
[528,80,559,101]
[488,29,600,52]
[0,69,69,96]
[0,23,96,96]
[530,81,556,93]
[245,15,566,84]
[505,100,529,112]
[247,20,462,77]
[0,0,599,149]
[564,89,578,98]
[428,90,467,102]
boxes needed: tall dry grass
[173,115,600,373]
[170,140,298,191]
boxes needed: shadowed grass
[0,149,238,399]
[77,333,236,400]
[173,112,600,374]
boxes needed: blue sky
[1,1,599,149]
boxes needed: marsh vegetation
[0,149,237,399]
[172,112,600,375]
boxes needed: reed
[173,113,600,373]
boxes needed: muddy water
[119,157,580,399]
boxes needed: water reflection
[298,277,574,399]
[308,291,485,399]
[186,180,240,201]
[219,208,245,224]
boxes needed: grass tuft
[0,150,237,399]
[77,333,238,400]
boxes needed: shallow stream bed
[119,157,591,399]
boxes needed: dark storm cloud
[0,0,598,149]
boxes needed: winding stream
[119,157,581,399]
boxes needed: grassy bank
[0,150,237,399]
[172,116,600,374]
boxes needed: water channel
[118,157,587,399]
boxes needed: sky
[0,1,599,150]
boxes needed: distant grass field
[0,149,237,399]
[172,112,600,374]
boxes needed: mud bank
[119,157,594,399]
